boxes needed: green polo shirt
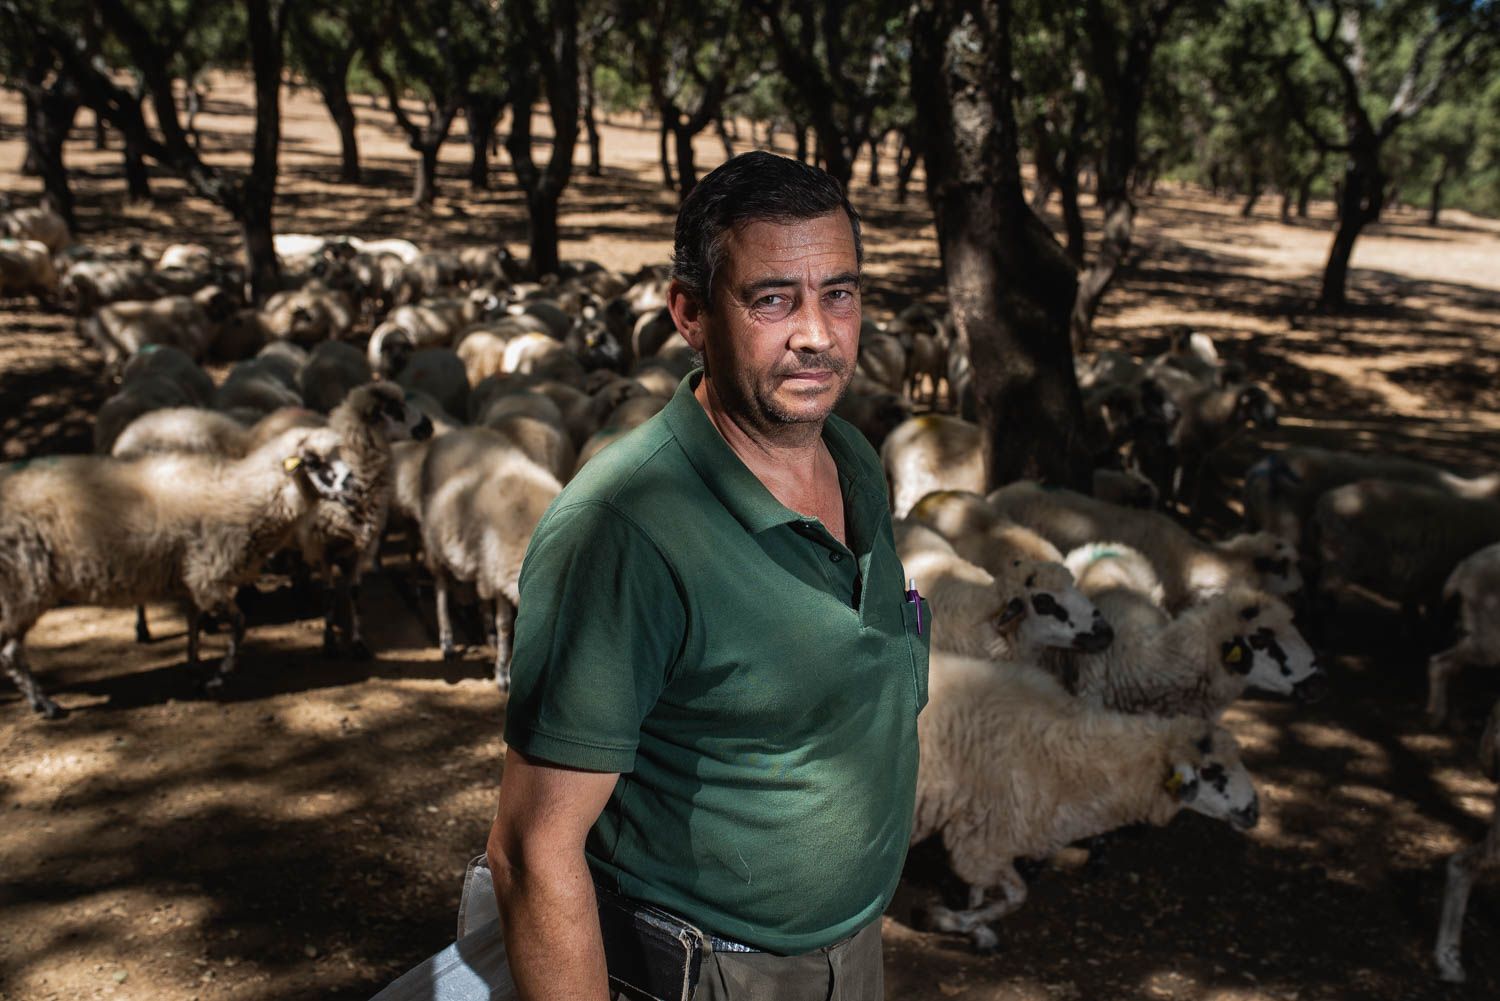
[503,370,929,955]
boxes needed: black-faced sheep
[913,654,1259,950]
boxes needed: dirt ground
[3,76,1500,1001]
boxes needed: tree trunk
[1427,162,1447,226]
[715,116,734,160]
[912,0,1089,491]
[320,78,361,183]
[816,131,853,189]
[414,143,440,206]
[1318,152,1383,312]
[1030,173,1054,214]
[94,109,107,149]
[123,132,151,201]
[582,69,603,177]
[867,135,881,187]
[658,119,674,188]
[20,92,42,176]
[21,65,80,230]
[1279,190,1293,223]
[241,0,285,303]
[525,189,562,278]
[674,124,698,200]
[185,86,204,152]
[467,96,504,191]
[895,132,919,204]
[794,122,808,162]
[1056,165,1085,266]
[1070,195,1133,351]
[1297,176,1313,217]
[1240,184,1262,217]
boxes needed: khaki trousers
[612,919,883,1001]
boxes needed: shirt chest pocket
[900,595,931,712]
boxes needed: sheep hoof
[1435,949,1466,983]
[970,927,1000,953]
[35,697,66,720]
[494,670,511,694]
[347,640,374,662]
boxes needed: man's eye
[756,294,788,308]
[826,289,852,301]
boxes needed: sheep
[574,395,670,473]
[1311,479,1500,620]
[1093,467,1159,509]
[881,415,984,518]
[112,408,250,461]
[1427,543,1500,725]
[1163,381,1277,508]
[893,521,1113,662]
[1047,555,1325,717]
[419,429,563,689]
[485,414,576,486]
[0,427,356,717]
[299,340,373,414]
[1,203,69,252]
[456,327,515,386]
[0,239,59,302]
[1243,447,1500,551]
[987,481,1303,611]
[1433,698,1500,983]
[913,653,1259,950]
[157,243,216,272]
[834,385,911,450]
[261,281,356,346]
[368,299,469,376]
[94,347,217,455]
[856,328,907,395]
[57,256,160,314]
[82,287,234,369]
[907,490,1066,569]
[292,383,434,659]
[395,349,470,425]
[214,355,305,425]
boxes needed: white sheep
[881,415,984,518]
[261,281,357,346]
[95,348,216,455]
[987,481,1303,611]
[907,489,1065,568]
[214,355,305,425]
[913,653,1259,950]
[368,299,469,375]
[112,408,250,461]
[58,255,160,314]
[1244,446,1500,551]
[1427,543,1500,725]
[291,383,434,659]
[0,239,59,302]
[82,287,233,369]
[894,521,1112,662]
[1,203,70,253]
[1048,553,1324,717]
[419,428,563,689]
[0,427,355,717]
[1312,479,1500,619]
[1434,698,1500,983]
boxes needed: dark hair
[671,151,863,306]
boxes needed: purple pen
[907,577,922,635]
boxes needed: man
[487,151,930,1000]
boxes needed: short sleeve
[503,500,687,773]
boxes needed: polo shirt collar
[662,370,883,538]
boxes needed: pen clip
[906,577,922,635]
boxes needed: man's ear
[666,279,708,354]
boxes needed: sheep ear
[995,597,1026,628]
[1221,639,1252,674]
[1165,763,1199,802]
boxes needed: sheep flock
[3,199,1499,984]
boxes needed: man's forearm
[493,850,611,1001]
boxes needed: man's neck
[693,375,831,500]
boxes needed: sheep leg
[321,576,340,658]
[1426,639,1477,726]
[927,865,1029,952]
[493,599,516,693]
[204,605,247,691]
[186,608,202,667]
[2,637,63,719]
[345,579,371,661]
[435,571,459,661]
[135,605,153,643]
[1435,842,1489,982]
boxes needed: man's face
[674,211,861,434]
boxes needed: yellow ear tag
[1165,770,1184,794]
[283,456,303,472]
[1225,644,1244,665]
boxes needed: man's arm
[488,746,620,1001]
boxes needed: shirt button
[829,552,843,563]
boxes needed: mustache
[773,354,850,378]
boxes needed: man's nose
[788,303,836,353]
